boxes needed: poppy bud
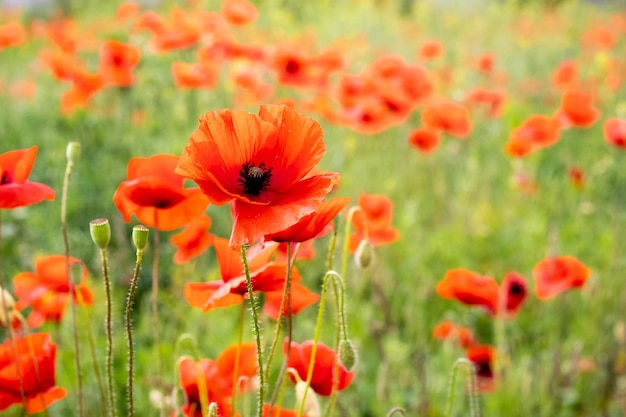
[66,141,81,165]
[295,380,321,417]
[354,239,373,268]
[90,218,111,250]
[338,338,358,372]
[132,224,149,251]
[0,287,16,327]
[69,261,84,286]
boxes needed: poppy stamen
[238,162,272,196]
[1,170,13,185]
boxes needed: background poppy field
[2,0,626,416]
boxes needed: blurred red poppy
[408,127,440,154]
[417,39,444,61]
[569,167,584,188]
[603,118,626,149]
[0,22,25,51]
[557,89,600,128]
[466,345,496,392]
[222,0,258,25]
[476,53,495,73]
[436,268,499,314]
[432,321,475,349]
[0,147,55,209]
[176,104,339,246]
[552,60,577,90]
[170,215,214,264]
[464,88,506,118]
[172,61,218,89]
[60,69,104,115]
[505,115,561,157]
[533,256,590,300]
[12,255,93,328]
[500,271,528,315]
[284,340,354,396]
[113,154,210,231]
[262,405,301,417]
[421,98,472,139]
[0,333,66,413]
[263,282,319,320]
[99,40,141,87]
[348,194,399,252]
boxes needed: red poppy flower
[99,40,141,87]
[61,69,104,115]
[113,154,210,231]
[500,271,528,315]
[417,39,444,61]
[178,343,258,417]
[466,345,496,392]
[408,127,440,154]
[436,268,499,314]
[176,104,340,246]
[271,46,313,87]
[569,167,584,188]
[557,89,600,128]
[170,215,214,264]
[476,53,495,73]
[0,147,55,209]
[432,321,475,349]
[284,340,354,396]
[172,61,218,90]
[421,98,472,139]
[265,197,350,243]
[603,118,626,149]
[115,2,141,22]
[533,256,590,300]
[0,21,25,51]
[464,88,506,118]
[505,115,561,157]
[13,255,93,328]
[149,10,200,53]
[222,0,258,25]
[348,194,399,252]
[39,49,85,82]
[263,282,319,320]
[0,333,66,413]
[262,405,301,417]
[552,60,577,90]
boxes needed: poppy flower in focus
[466,345,496,392]
[99,40,141,87]
[436,268,499,314]
[533,256,590,300]
[0,147,55,209]
[113,154,210,231]
[263,282,319,320]
[421,98,472,139]
[348,194,399,252]
[603,118,626,149]
[432,321,475,349]
[505,115,561,157]
[172,61,218,90]
[176,104,340,246]
[557,89,600,128]
[284,340,354,396]
[170,215,214,264]
[500,271,528,315]
[408,127,440,154]
[222,0,258,25]
[0,333,66,413]
[12,255,94,328]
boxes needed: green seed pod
[66,141,81,165]
[90,218,111,250]
[132,225,149,251]
[338,338,358,372]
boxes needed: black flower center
[0,170,13,185]
[509,283,524,295]
[238,162,272,196]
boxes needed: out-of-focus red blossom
[115,2,141,22]
[42,19,78,53]
[221,0,258,25]
[198,39,265,64]
[408,127,440,154]
[437,268,499,314]
[262,405,303,417]
[476,53,495,73]
[581,25,617,50]
[0,22,25,51]
[276,240,317,262]
[500,271,528,315]
[466,345,496,392]
[505,115,561,157]
[285,340,354,396]
[172,61,218,89]
[149,9,201,53]
[170,215,214,264]
[603,118,626,149]
[569,167,584,188]
[0,147,55,209]
[178,343,258,417]
[232,68,274,105]
[13,255,93,328]
[348,194,399,252]
[176,104,339,247]
[61,70,104,115]
[421,98,472,139]
[263,282,319,320]
[432,321,475,349]
[533,256,591,300]
[113,154,210,231]
[417,39,444,61]
[464,88,506,118]
[552,60,577,90]
[271,46,314,87]
[39,49,85,82]
[99,40,141,87]
[0,333,66,413]
[133,11,167,34]
[557,89,600,128]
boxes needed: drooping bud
[338,338,358,372]
[0,287,16,328]
[90,218,111,250]
[132,224,149,251]
[295,380,321,417]
[354,239,373,269]
[66,141,81,165]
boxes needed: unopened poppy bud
[132,225,149,251]
[90,218,111,249]
[66,141,81,165]
[295,380,321,417]
[0,287,16,328]
[338,338,358,372]
[69,261,84,285]
[354,239,373,268]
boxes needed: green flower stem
[444,358,480,417]
[241,245,265,417]
[125,247,145,417]
[151,215,165,417]
[173,334,209,417]
[80,304,107,414]
[98,247,117,417]
[341,206,366,280]
[386,407,407,417]
[232,302,245,417]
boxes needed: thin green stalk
[444,358,480,417]
[99,247,117,417]
[232,302,245,417]
[151,221,165,417]
[385,407,406,417]
[77,292,106,415]
[341,206,365,280]
[241,245,265,417]
[125,245,145,417]
[323,279,343,417]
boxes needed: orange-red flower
[284,340,354,396]
[500,271,528,315]
[432,321,475,349]
[533,256,590,300]
[0,147,55,209]
[348,194,399,252]
[408,127,440,154]
[505,115,561,157]
[417,39,444,61]
[263,282,319,320]
[113,154,210,231]
[0,333,66,413]
[99,40,141,87]
[569,167,584,188]
[0,22,25,51]
[421,98,472,139]
[436,268,499,314]
[170,215,214,264]
[176,104,339,246]
[13,255,93,328]
[466,345,496,392]
[172,61,218,90]
[464,88,506,118]
[557,89,600,128]
[60,69,104,115]
[603,118,626,149]
[222,0,258,25]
